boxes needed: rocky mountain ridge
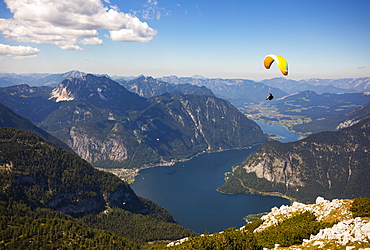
[49,74,148,112]
[0,70,86,87]
[218,116,370,203]
[116,75,215,98]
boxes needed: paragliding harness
[266,93,274,100]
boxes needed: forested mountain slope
[0,102,72,152]
[0,128,196,247]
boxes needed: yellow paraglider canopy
[263,54,288,76]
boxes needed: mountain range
[261,77,370,94]
[0,70,86,87]
[155,75,370,134]
[0,74,267,170]
[116,75,215,98]
[2,70,369,98]
[159,75,288,104]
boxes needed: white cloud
[0,44,40,59]
[14,55,38,60]
[0,0,157,50]
[79,37,103,45]
[60,44,84,51]
[109,17,157,42]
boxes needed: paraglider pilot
[266,93,274,100]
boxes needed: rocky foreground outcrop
[167,197,370,249]
[256,197,370,249]
[253,197,353,233]
[303,217,370,248]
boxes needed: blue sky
[0,0,369,80]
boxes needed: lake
[130,122,299,233]
[255,121,302,143]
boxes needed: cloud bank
[0,0,158,51]
[0,44,40,59]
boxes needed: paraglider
[262,54,288,101]
[266,93,274,100]
[263,54,288,76]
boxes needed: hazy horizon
[2,69,369,83]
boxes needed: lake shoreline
[217,187,296,205]
[107,144,263,184]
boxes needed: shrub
[351,197,370,218]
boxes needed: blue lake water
[255,121,302,143]
[130,122,299,233]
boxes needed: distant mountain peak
[191,74,208,79]
[64,70,85,77]
[47,74,148,112]
[134,75,157,82]
[49,74,118,102]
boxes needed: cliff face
[68,125,128,163]
[242,149,305,188]
[219,117,370,203]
